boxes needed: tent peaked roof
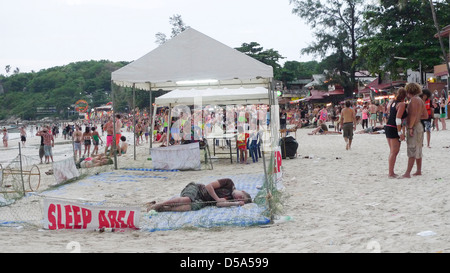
[111,28,273,90]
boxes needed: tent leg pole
[149,86,153,150]
[167,104,172,147]
[111,80,118,170]
[133,83,136,160]
[151,102,157,153]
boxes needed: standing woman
[433,98,440,130]
[361,105,369,129]
[384,88,407,178]
[439,98,447,130]
[2,128,8,148]
[83,126,93,157]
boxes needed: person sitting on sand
[308,120,342,135]
[119,136,128,155]
[146,178,252,212]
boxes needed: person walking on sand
[402,83,428,178]
[340,101,356,150]
[73,125,83,160]
[2,128,8,148]
[20,127,27,147]
[385,88,407,178]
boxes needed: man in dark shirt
[146,178,252,212]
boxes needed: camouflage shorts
[180,182,208,211]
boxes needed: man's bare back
[341,107,355,124]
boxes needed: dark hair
[120,136,126,141]
[422,89,432,99]
[396,88,407,102]
[239,191,252,204]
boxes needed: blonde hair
[405,83,422,96]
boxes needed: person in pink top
[361,105,369,129]
[318,106,328,122]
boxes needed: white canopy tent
[111,28,273,90]
[110,27,277,151]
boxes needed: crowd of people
[286,83,448,179]
[1,84,448,177]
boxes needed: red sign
[44,199,140,231]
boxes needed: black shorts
[385,125,399,139]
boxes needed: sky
[0,0,316,74]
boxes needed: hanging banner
[274,147,282,181]
[43,198,140,231]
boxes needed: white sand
[1,121,450,253]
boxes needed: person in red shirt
[421,89,433,148]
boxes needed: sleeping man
[146,178,252,212]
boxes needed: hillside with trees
[0,60,129,121]
[0,57,319,122]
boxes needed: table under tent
[153,87,271,167]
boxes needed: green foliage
[235,42,285,75]
[0,60,128,120]
[358,0,449,79]
[289,0,367,96]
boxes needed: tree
[289,0,367,97]
[359,0,449,83]
[278,60,320,88]
[0,60,128,120]
[235,42,285,79]
[426,0,449,96]
[155,14,189,45]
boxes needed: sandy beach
[1,121,450,253]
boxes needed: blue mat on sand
[140,173,271,232]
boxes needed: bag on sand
[280,136,298,159]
